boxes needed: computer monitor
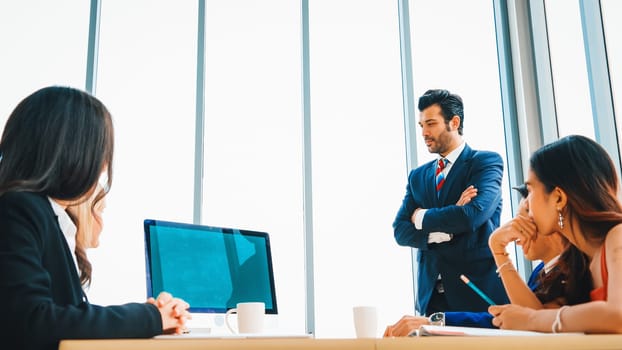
[144,219,278,314]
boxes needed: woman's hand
[148,292,191,334]
[489,304,536,330]
[384,315,430,337]
[489,214,537,255]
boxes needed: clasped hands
[147,292,192,334]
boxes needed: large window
[201,0,305,333]
[601,0,622,157]
[545,0,595,138]
[309,0,412,337]
[6,0,620,339]
[88,0,197,305]
[409,0,512,225]
[410,0,508,185]
[0,0,89,132]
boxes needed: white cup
[225,302,265,334]
[353,306,377,338]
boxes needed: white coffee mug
[225,302,265,334]
[352,306,377,338]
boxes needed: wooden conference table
[59,334,622,350]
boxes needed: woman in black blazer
[0,86,190,350]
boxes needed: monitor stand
[186,313,280,335]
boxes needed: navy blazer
[393,144,508,314]
[444,262,545,328]
[0,192,162,350]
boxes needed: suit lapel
[438,145,473,203]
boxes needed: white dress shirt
[48,197,80,274]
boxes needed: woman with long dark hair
[490,135,622,333]
[0,86,190,350]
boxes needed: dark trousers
[425,280,449,316]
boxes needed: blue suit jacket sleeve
[445,311,495,328]
[421,151,503,235]
[393,173,429,249]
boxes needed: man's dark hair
[417,89,464,135]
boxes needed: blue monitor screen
[144,219,277,314]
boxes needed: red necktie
[435,158,447,193]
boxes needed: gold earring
[558,208,564,229]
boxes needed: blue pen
[460,274,496,305]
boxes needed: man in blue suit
[393,89,508,316]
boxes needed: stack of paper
[416,325,580,336]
